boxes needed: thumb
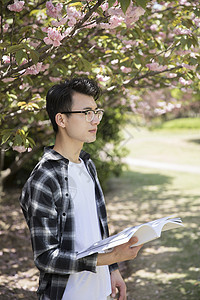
[128,236,138,246]
[111,285,116,298]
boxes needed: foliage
[157,117,200,129]
[0,0,200,187]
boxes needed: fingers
[118,284,126,300]
[111,285,116,298]
[128,236,138,246]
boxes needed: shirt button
[65,177,68,180]
[66,193,68,197]
[63,213,66,216]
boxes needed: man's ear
[55,113,66,129]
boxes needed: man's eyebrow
[82,106,98,110]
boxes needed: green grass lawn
[106,121,200,300]
[122,122,200,166]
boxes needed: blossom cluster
[100,3,145,29]
[43,27,64,47]
[46,1,63,19]
[7,0,25,12]
[146,62,168,72]
[24,63,49,75]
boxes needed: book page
[77,216,183,259]
[130,224,160,247]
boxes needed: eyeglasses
[61,109,104,123]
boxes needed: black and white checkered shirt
[20,146,118,300]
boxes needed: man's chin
[85,136,97,143]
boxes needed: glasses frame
[60,109,104,123]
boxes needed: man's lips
[89,128,97,133]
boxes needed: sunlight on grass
[106,127,200,299]
[134,269,186,282]
[143,246,181,255]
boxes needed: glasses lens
[97,110,103,121]
[85,110,104,122]
[85,110,94,122]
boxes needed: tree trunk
[0,146,5,201]
[0,145,41,193]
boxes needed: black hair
[46,77,101,132]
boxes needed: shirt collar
[43,146,90,163]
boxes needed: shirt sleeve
[21,170,98,275]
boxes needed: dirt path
[125,157,200,174]
[0,190,38,300]
[0,165,199,299]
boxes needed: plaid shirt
[20,146,118,300]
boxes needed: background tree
[0,0,199,193]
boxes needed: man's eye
[86,111,93,115]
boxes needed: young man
[20,77,142,300]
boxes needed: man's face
[62,91,101,144]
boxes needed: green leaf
[15,49,28,65]
[119,0,131,14]
[35,29,46,40]
[182,18,194,28]
[135,0,149,9]
[19,25,33,35]
[1,131,13,145]
[67,1,82,6]
[14,134,23,146]
[0,42,10,49]
[27,136,36,148]
[108,0,116,8]
[7,44,24,53]
[81,58,92,71]
[29,49,40,64]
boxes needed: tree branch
[0,0,104,79]
[1,145,41,183]
[127,66,183,86]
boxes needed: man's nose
[91,113,100,125]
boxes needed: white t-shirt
[62,159,111,300]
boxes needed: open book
[77,216,183,259]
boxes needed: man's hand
[97,236,143,266]
[110,269,126,300]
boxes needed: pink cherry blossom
[111,59,119,65]
[121,66,132,73]
[52,17,68,27]
[166,73,177,78]
[96,74,110,82]
[7,0,25,12]
[182,63,196,71]
[179,77,192,85]
[19,83,30,90]
[146,62,167,72]
[24,62,43,75]
[173,27,192,35]
[66,5,82,27]
[108,7,124,17]
[12,145,26,153]
[49,76,61,82]
[194,18,200,28]
[100,15,123,29]
[43,27,64,47]
[3,23,9,33]
[179,0,190,6]
[2,55,10,63]
[2,78,15,83]
[68,17,77,27]
[125,5,145,28]
[150,24,158,31]
[149,49,157,54]
[46,1,63,19]
[101,3,109,11]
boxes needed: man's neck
[53,133,83,164]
